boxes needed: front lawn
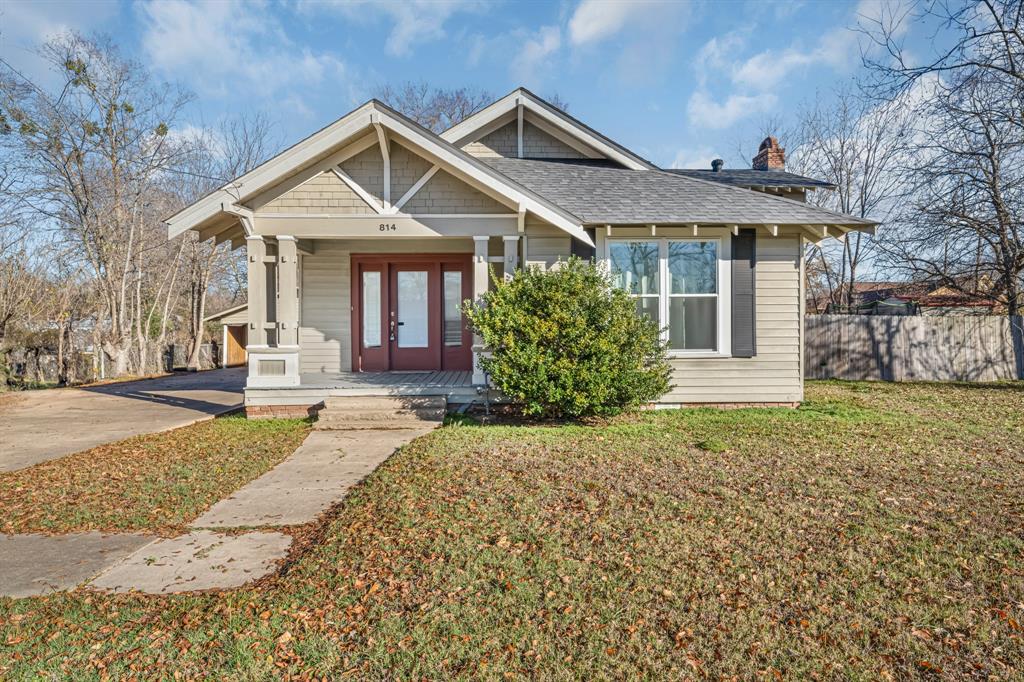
[0,414,311,536]
[2,382,1022,678]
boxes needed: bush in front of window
[464,258,671,418]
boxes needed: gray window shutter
[731,229,756,357]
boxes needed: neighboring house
[165,88,875,416]
[811,281,998,316]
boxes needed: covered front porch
[244,369,479,415]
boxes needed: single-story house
[166,88,875,417]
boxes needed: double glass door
[353,256,472,372]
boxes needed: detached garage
[205,304,248,368]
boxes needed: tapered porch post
[246,235,267,347]
[472,236,490,385]
[276,236,299,348]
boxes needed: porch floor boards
[300,370,473,390]
[245,371,478,405]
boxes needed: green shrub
[464,258,671,418]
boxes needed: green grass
[1,381,1022,678]
[0,414,311,535]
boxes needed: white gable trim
[441,89,653,170]
[166,100,594,246]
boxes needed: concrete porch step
[315,396,447,431]
[323,395,446,411]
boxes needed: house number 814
[379,223,397,232]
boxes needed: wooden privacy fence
[805,315,1024,382]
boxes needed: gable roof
[479,158,875,229]
[204,302,248,323]
[167,88,875,247]
[666,168,836,191]
[439,88,656,170]
[165,99,594,246]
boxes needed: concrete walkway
[0,368,245,472]
[83,427,430,595]
[0,532,153,598]
[1,426,432,597]
[89,531,292,595]
[190,428,433,528]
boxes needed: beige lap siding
[665,235,802,404]
[299,239,475,374]
[300,242,349,373]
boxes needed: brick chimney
[752,136,785,170]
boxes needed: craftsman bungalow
[167,89,875,416]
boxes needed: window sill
[666,351,732,360]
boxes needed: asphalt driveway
[0,368,246,472]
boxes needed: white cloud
[686,90,778,129]
[568,0,635,46]
[137,0,346,99]
[731,28,857,91]
[568,0,689,47]
[511,25,561,84]
[301,0,483,57]
[694,32,746,87]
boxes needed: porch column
[246,235,267,347]
[472,236,490,385]
[245,234,301,390]
[503,235,519,281]
[276,236,299,348]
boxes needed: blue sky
[1,0,921,170]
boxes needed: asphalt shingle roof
[666,168,836,190]
[480,158,873,227]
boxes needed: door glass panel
[397,271,429,348]
[443,271,462,346]
[362,271,381,348]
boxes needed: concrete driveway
[0,368,245,472]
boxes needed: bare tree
[0,33,191,376]
[787,89,915,309]
[174,113,273,371]
[879,74,1023,315]
[861,0,1024,100]
[373,82,493,132]
[862,0,1024,376]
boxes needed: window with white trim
[608,238,723,353]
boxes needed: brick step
[323,396,447,412]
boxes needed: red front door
[353,255,472,372]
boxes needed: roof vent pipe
[711,158,724,172]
